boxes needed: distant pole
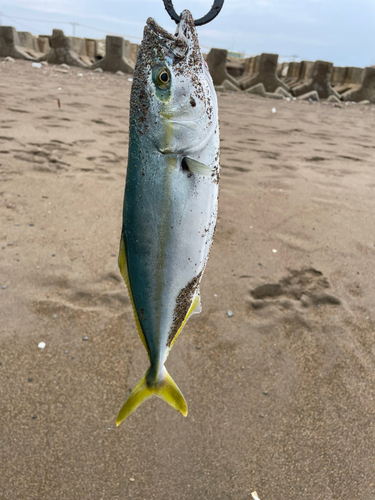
[70,22,78,37]
[0,12,3,26]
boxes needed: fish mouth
[145,17,188,59]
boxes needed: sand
[1,59,375,500]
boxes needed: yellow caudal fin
[116,366,188,426]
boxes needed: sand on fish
[1,59,375,500]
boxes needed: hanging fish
[116,9,220,425]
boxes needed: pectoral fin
[184,157,212,176]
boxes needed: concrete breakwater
[1,26,373,103]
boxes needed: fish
[116,9,220,425]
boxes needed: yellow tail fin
[116,367,188,426]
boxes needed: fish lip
[146,17,176,42]
[145,17,188,59]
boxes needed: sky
[0,0,374,67]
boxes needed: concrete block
[85,38,96,60]
[253,55,260,74]
[331,66,347,87]
[129,43,139,65]
[334,67,364,94]
[280,62,289,78]
[0,26,36,60]
[222,79,240,91]
[206,48,240,88]
[37,36,50,54]
[96,39,106,59]
[285,61,300,84]
[265,92,284,100]
[238,56,256,85]
[275,86,292,98]
[327,94,341,103]
[243,56,254,76]
[341,67,375,103]
[292,60,339,99]
[18,31,43,58]
[91,36,134,74]
[226,58,245,78]
[240,53,290,92]
[297,90,319,101]
[69,37,95,65]
[245,83,266,97]
[39,29,88,67]
[289,61,314,89]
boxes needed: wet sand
[1,59,375,500]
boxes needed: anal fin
[169,292,201,349]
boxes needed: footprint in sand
[33,272,129,318]
[249,267,341,311]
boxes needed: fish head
[131,10,217,156]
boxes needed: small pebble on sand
[227,311,234,317]
[38,342,46,349]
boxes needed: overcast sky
[1,0,374,67]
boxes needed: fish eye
[156,67,171,89]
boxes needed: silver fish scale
[121,9,219,382]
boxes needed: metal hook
[162,0,224,26]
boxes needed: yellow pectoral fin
[118,234,150,357]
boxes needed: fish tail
[116,366,188,426]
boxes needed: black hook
[162,0,224,26]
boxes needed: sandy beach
[1,59,375,499]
